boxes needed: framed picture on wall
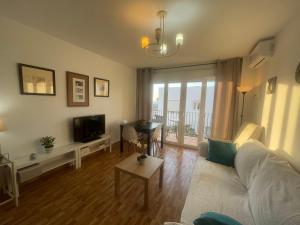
[267,76,277,94]
[18,63,56,96]
[66,71,89,106]
[94,78,109,97]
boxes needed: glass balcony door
[152,83,165,123]
[183,82,202,146]
[152,80,215,148]
[165,83,182,143]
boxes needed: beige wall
[0,17,136,158]
[241,13,300,170]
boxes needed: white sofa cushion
[181,157,256,225]
[233,122,264,148]
[235,139,269,188]
[249,153,300,225]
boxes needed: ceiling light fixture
[141,10,183,58]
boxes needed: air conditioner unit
[248,38,275,69]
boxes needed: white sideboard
[12,134,111,207]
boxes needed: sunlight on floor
[166,133,198,146]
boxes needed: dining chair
[152,126,162,156]
[122,125,143,153]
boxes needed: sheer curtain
[211,58,243,140]
[136,68,153,120]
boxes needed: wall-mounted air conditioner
[248,38,275,69]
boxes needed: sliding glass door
[152,80,215,148]
[184,82,202,146]
[152,83,165,123]
[166,83,181,143]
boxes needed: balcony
[152,110,212,146]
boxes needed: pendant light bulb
[141,37,150,49]
[176,33,183,46]
[160,43,167,55]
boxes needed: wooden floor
[0,144,198,225]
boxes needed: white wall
[242,13,300,170]
[0,17,136,158]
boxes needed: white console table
[12,134,111,207]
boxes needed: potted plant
[40,136,55,152]
[136,142,148,165]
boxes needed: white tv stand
[77,134,111,168]
[12,134,111,207]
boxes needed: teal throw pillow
[206,139,237,167]
[194,212,243,225]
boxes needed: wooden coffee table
[114,153,164,210]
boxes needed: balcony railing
[152,110,213,139]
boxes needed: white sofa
[181,139,300,225]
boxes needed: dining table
[120,120,164,156]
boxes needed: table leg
[161,125,164,149]
[114,168,120,197]
[144,179,149,210]
[76,148,81,169]
[109,138,112,153]
[120,125,124,154]
[159,163,164,189]
[147,131,152,156]
[12,164,19,207]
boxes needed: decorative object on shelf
[94,78,109,97]
[267,76,277,94]
[140,10,183,58]
[66,71,89,106]
[296,62,300,83]
[40,136,55,152]
[237,86,252,125]
[18,63,56,96]
[0,118,7,156]
[30,153,37,160]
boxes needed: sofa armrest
[199,140,208,157]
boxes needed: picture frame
[296,62,300,83]
[18,63,56,96]
[267,76,277,94]
[94,78,110,97]
[66,71,89,106]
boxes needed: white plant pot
[44,146,53,153]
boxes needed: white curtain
[211,58,243,140]
[136,68,153,120]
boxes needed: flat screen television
[73,115,105,142]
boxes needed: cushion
[194,212,243,225]
[207,139,237,167]
[249,153,300,225]
[234,139,269,188]
[233,122,264,148]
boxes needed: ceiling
[1,0,300,68]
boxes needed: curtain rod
[153,62,217,71]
